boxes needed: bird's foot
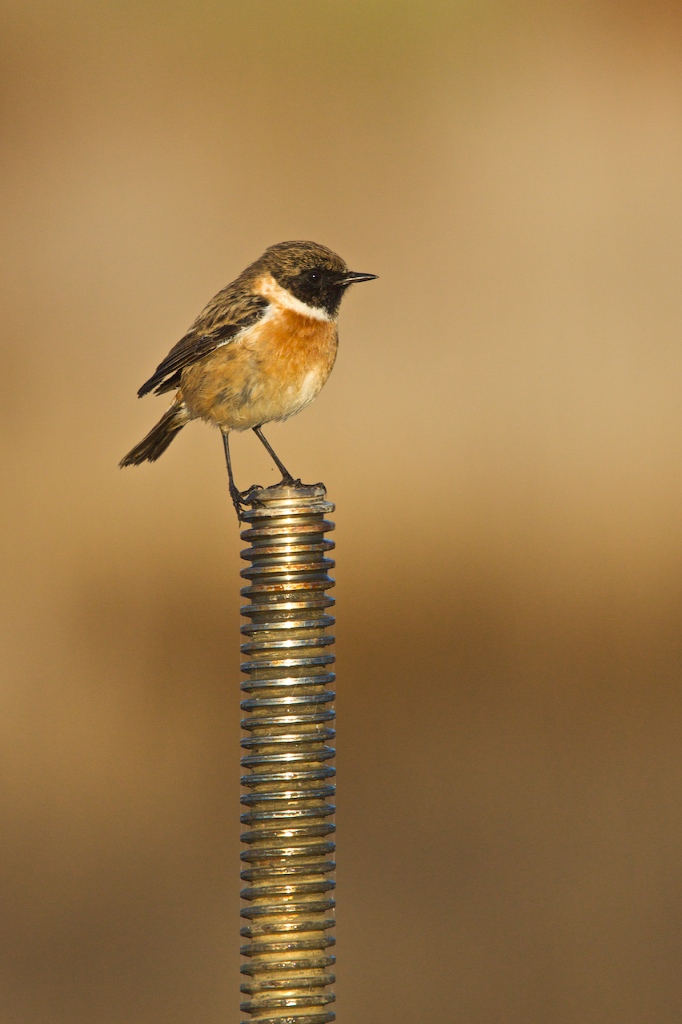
[275,477,327,497]
[229,481,254,523]
[237,479,326,516]
[239,483,264,506]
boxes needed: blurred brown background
[2,1,682,1021]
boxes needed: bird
[119,240,377,518]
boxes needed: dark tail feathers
[119,402,189,467]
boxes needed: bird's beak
[341,271,378,285]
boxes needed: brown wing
[137,285,268,398]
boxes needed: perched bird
[120,240,377,517]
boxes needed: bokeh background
[2,2,682,1021]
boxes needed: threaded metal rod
[239,483,336,1024]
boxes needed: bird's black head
[261,240,377,318]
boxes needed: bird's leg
[222,431,246,521]
[252,425,297,485]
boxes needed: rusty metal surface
[239,484,337,1024]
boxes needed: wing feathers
[137,290,268,398]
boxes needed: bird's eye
[306,270,321,283]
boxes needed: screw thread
[239,484,336,1024]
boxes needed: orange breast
[180,307,338,431]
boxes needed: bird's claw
[229,483,253,523]
[230,478,325,523]
[240,483,264,503]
